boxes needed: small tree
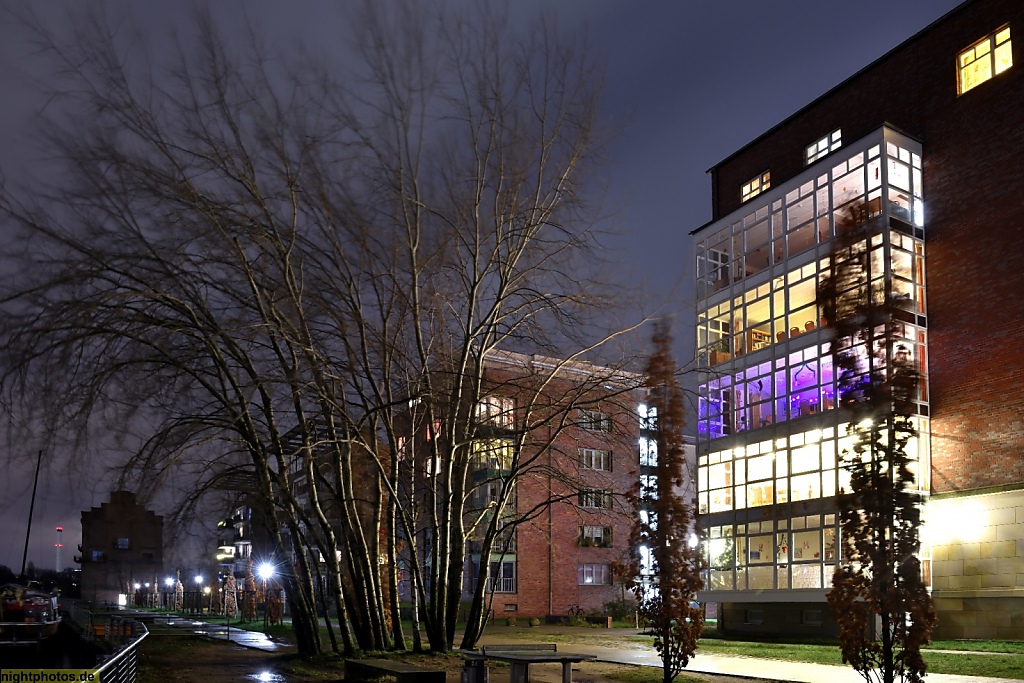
[631,323,703,683]
[819,206,936,683]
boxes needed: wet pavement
[127,613,1020,683]
[475,626,1019,683]
[146,615,285,651]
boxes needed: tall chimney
[55,526,64,572]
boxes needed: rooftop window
[741,171,771,203]
[805,129,841,165]
[958,25,1012,95]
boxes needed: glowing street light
[257,563,275,632]
[257,563,275,582]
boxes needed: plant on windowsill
[709,339,731,365]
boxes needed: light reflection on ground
[246,672,285,683]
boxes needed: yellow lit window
[805,129,842,165]
[741,170,770,203]
[958,25,1012,94]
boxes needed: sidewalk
[474,627,1017,683]
[143,614,1018,683]
[151,615,285,652]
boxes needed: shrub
[604,599,637,621]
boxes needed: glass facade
[694,127,930,596]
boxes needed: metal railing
[490,576,516,593]
[96,627,148,683]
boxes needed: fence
[96,627,148,683]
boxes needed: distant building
[79,490,163,604]
[691,0,1024,639]
[209,471,279,580]
[214,498,277,579]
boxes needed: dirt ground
[136,635,741,683]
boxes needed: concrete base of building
[714,601,839,638]
[933,594,1024,640]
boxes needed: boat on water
[0,583,62,645]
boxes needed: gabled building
[692,0,1024,639]
[79,490,163,605]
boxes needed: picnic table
[463,643,596,683]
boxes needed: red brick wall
[707,0,1024,494]
[479,362,639,618]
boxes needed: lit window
[805,129,842,165]
[472,439,513,470]
[579,525,613,547]
[476,396,514,428]
[579,447,612,471]
[741,171,771,203]
[115,537,131,550]
[639,436,658,467]
[638,403,658,430]
[577,563,610,585]
[959,26,1012,94]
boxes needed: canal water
[0,622,103,667]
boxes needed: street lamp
[164,577,175,610]
[257,563,275,632]
[194,575,204,613]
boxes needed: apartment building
[457,351,642,619]
[692,0,1024,639]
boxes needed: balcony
[490,576,516,593]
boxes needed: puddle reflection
[247,672,285,683]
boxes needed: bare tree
[631,323,703,683]
[819,207,936,683]
[0,2,639,655]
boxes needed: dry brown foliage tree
[631,323,703,683]
[819,207,936,683]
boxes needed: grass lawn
[692,636,1024,679]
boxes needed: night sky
[0,1,964,572]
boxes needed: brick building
[691,0,1024,638]
[79,490,163,605]
[451,350,643,619]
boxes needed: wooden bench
[344,658,446,683]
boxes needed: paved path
[152,616,285,651]
[136,614,1020,683]
[476,628,1018,683]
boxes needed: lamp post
[257,563,275,632]
[195,575,203,613]
[164,577,174,610]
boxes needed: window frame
[579,409,612,432]
[579,524,613,548]
[477,395,515,428]
[577,563,611,585]
[741,171,771,203]
[579,487,612,509]
[579,447,612,471]
[958,25,1013,95]
[805,129,842,165]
